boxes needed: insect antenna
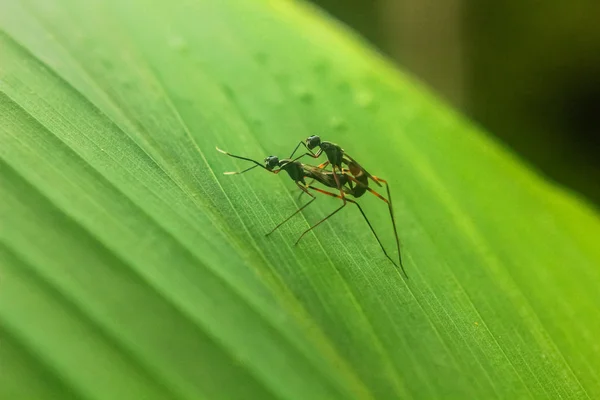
[223,165,259,175]
[216,147,277,175]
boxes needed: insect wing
[343,152,381,187]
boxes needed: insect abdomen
[349,170,368,198]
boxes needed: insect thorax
[280,160,305,182]
[321,141,344,167]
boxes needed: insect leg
[290,148,323,163]
[297,186,401,274]
[369,176,406,278]
[266,183,316,236]
[331,165,347,204]
[297,161,330,200]
[340,173,404,275]
[288,141,305,158]
[278,148,324,170]
[293,186,348,245]
[289,141,318,158]
[316,160,331,169]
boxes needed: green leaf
[1,0,599,399]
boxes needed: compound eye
[306,135,320,149]
[264,156,279,169]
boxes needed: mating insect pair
[217,135,407,278]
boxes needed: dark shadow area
[308,0,600,205]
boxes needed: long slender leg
[341,170,389,207]
[289,141,316,158]
[344,174,389,203]
[278,148,324,171]
[288,141,305,158]
[294,186,347,245]
[331,164,347,203]
[297,161,330,200]
[332,173,407,278]
[297,179,315,201]
[316,160,331,169]
[290,148,322,163]
[296,186,401,274]
[371,176,406,278]
[266,183,316,236]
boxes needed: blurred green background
[309,0,600,205]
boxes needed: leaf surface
[1,1,599,399]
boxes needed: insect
[288,135,404,272]
[288,135,378,186]
[216,147,407,277]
